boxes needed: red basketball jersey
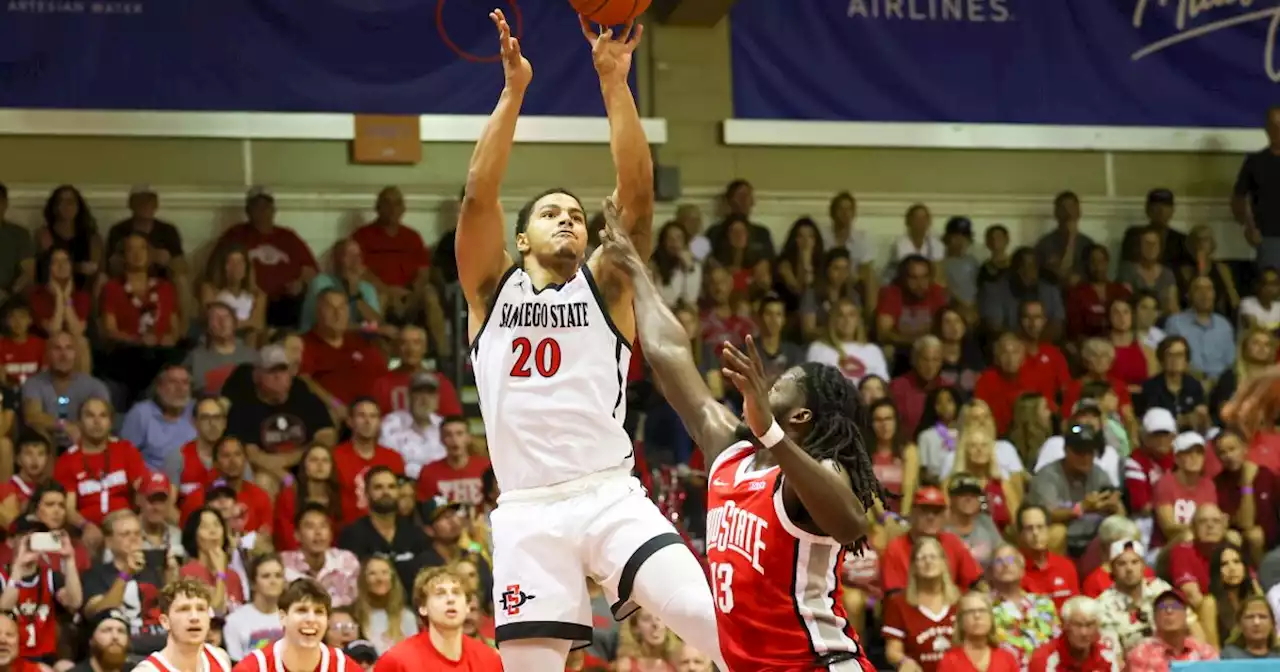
[137,643,232,672]
[234,640,361,672]
[706,441,873,672]
[0,568,59,658]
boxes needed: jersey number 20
[510,337,562,378]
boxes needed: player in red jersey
[134,577,232,672]
[376,566,502,672]
[52,397,148,552]
[233,578,361,672]
[598,200,882,670]
[0,613,42,672]
[0,435,52,531]
[0,522,82,663]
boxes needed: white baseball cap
[1142,408,1177,434]
[1173,431,1207,454]
[1109,539,1145,562]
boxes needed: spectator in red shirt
[1066,244,1131,342]
[369,326,462,417]
[301,289,389,408]
[877,255,948,366]
[53,397,148,553]
[1018,299,1071,404]
[1213,428,1275,565]
[881,486,984,595]
[974,334,1037,434]
[0,435,51,530]
[180,437,272,538]
[332,399,405,528]
[417,417,491,511]
[1082,517,1155,598]
[699,265,754,354]
[1125,409,1178,544]
[1017,504,1081,610]
[1063,339,1137,439]
[1167,503,1229,609]
[27,248,91,348]
[882,536,959,672]
[889,336,944,436]
[98,231,181,403]
[939,592,1020,672]
[376,565,501,672]
[1027,596,1119,672]
[212,187,318,328]
[0,302,43,388]
[1153,432,1218,550]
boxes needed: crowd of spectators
[0,151,1277,672]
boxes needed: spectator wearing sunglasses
[1124,589,1216,670]
[1027,422,1124,558]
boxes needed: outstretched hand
[597,196,646,277]
[579,15,643,81]
[721,336,775,439]
[1222,365,1280,437]
[490,9,531,92]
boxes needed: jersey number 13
[510,337,563,378]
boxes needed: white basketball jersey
[471,265,633,492]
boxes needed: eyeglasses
[330,623,358,632]
[1155,601,1186,613]
[991,555,1020,567]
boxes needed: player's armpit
[777,456,869,546]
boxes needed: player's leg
[586,479,726,670]
[490,499,592,671]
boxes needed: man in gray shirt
[1028,423,1126,556]
[21,331,111,450]
[183,302,257,395]
[945,473,1003,570]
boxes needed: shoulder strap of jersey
[248,646,270,672]
[136,654,168,672]
[203,644,232,672]
[708,440,754,477]
[330,646,349,672]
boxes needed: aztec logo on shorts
[500,584,536,616]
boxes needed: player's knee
[498,638,572,670]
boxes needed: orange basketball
[571,0,651,26]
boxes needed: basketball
[571,0,651,26]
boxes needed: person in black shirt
[81,510,168,654]
[67,610,138,672]
[1233,106,1280,269]
[337,467,429,599]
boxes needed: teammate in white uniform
[457,10,723,671]
[133,578,232,672]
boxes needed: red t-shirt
[881,594,956,672]
[1,567,59,658]
[1217,465,1279,547]
[370,369,463,416]
[215,223,318,299]
[1021,551,1081,610]
[1249,431,1280,476]
[416,456,492,507]
[53,439,149,526]
[332,442,405,527]
[1110,341,1150,388]
[1065,282,1131,341]
[698,310,754,353]
[1082,564,1156,598]
[180,480,273,536]
[0,336,44,386]
[100,277,178,338]
[974,367,1040,435]
[877,284,949,340]
[273,486,302,552]
[26,285,91,333]
[1124,449,1175,515]
[376,632,501,672]
[1151,472,1217,548]
[1027,637,1119,672]
[1062,376,1132,419]
[881,532,983,594]
[939,647,1020,672]
[0,476,39,530]
[300,332,389,406]
[889,373,938,438]
[1020,342,1071,405]
[350,223,431,288]
[1168,542,1212,593]
[175,441,212,501]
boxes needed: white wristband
[757,419,786,449]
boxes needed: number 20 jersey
[471,265,633,492]
[706,441,872,672]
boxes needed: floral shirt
[1124,636,1216,672]
[1096,578,1199,654]
[992,591,1061,664]
[281,548,361,607]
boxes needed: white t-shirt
[379,410,446,480]
[1032,436,1122,486]
[804,341,889,383]
[689,234,712,262]
[223,603,284,662]
[824,226,879,267]
[1240,296,1280,331]
[937,440,1025,481]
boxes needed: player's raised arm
[581,17,654,260]
[597,198,737,458]
[457,9,527,317]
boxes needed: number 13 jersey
[471,265,633,492]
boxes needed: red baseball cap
[913,486,946,508]
[139,472,172,499]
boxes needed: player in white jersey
[457,10,723,671]
[133,578,232,672]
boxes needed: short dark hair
[159,577,213,614]
[364,465,397,490]
[1157,335,1190,362]
[279,578,332,615]
[1016,503,1050,530]
[212,436,243,461]
[515,187,581,236]
[441,415,468,429]
[78,397,113,421]
[249,553,283,584]
[294,501,332,529]
[1054,190,1079,207]
[756,292,786,316]
[16,433,50,454]
[348,396,381,415]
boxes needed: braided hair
[796,362,888,549]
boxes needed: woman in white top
[804,297,888,383]
[200,245,267,341]
[1133,290,1167,350]
[936,400,1025,482]
[649,221,702,308]
[1240,267,1280,333]
[884,203,944,283]
[352,556,418,654]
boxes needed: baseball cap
[1072,399,1103,417]
[89,609,131,635]
[948,474,984,496]
[409,371,440,393]
[1064,423,1104,454]
[245,185,274,203]
[419,494,462,523]
[944,216,973,240]
[1154,587,1189,607]
[258,344,291,371]
[914,486,946,508]
[344,641,379,666]
[1173,431,1206,454]
[129,184,156,197]
[139,472,172,500]
[1108,539,1145,562]
[1142,408,1177,435]
[1147,188,1175,206]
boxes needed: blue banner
[731,0,1280,127]
[0,0,615,115]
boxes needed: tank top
[214,289,256,322]
[470,265,633,492]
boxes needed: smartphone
[29,532,59,553]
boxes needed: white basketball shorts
[489,466,688,649]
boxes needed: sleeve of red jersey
[1168,547,1200,589]
[126,444,149,486]
[52,456,76,495]
[415,464,440,502]
[879,540,910,596]
[384,450,406,475]
[230,653,262,672]
[875,285,902,319]
[880,594,905,641]
[1124,458,1154,513]
[249,488,274,535]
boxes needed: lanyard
[82,445,112,515]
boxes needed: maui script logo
[1132,0,1280,80]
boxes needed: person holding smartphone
[0,521,83,665]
